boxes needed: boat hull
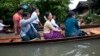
[0,24,100,44]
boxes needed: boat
[0,24,100,44]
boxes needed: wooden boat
[0,24,100,44]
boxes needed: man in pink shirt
[13,8,23,35]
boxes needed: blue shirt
[20,12,37,37]
[65,17,80,37]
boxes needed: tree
[0,0,69,28]
[0,0,20,28]
[91,0,100,14]
[20,0,69,23]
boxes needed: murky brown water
[0,38,99,56]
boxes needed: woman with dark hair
[43,12,63,40]
[44,15,60,29]
[65,11,87,37]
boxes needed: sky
[69,0,87,10]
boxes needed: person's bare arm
[13,20,19,34]
[48,22,62,32]
[4,25,10,27]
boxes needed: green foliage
[21,0,69,23]
[0,0,69,27]
[0,0,20,28]
[0,0,20,19]
[91,0,100,14]
[0,1,20,19]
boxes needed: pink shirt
[13,13,22,27]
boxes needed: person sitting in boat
[43,12,64,40]
[32,6,42,31]
[65,11,87,37]
[20,12,40,41]
[0,23,10,33]
[0,17,10,33]
[44,15,60,29]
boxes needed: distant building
[68,0,92,15]
[69,0,87,10]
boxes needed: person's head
[52,15,56,19]
[22,12,30,19]
[67,11,76,18]
[32,6,40,15]
[45,12,53,21]
[0,16,3,23]
[0,16,2,20]
[16,7,23,14]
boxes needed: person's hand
[7,24,10,26]
[58,29,62,32]
[8,25,10,26]
[44,16,47,20]
[40,23,43,27]
[5,25,10,27]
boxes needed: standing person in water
[65,11,87,37]
[20,12,40,41]
[13,7,23,35]
[43,12,63,40]
[32,6,42,31]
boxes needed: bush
[0,0,20,28]
[0,0,69,28]
[20,0,69,24]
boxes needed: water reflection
[0,39,99,56]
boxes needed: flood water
[0,38,99,56]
